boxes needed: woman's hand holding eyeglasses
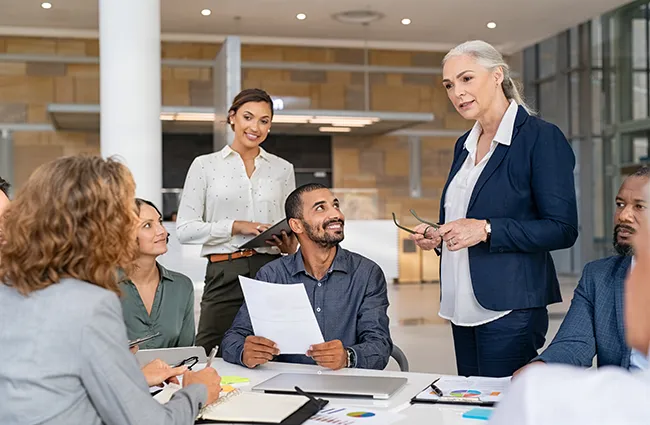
[410,223,442,251]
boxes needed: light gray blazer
[0,278,207,425]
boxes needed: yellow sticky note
[220,384,235,393]
[221,376,250,385]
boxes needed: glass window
[633,136,649,162]
[539,38,557,79]
[632,6,648,70]
[539,79,558,123]
[593,137,604,239]
[570,73,580,137]
[609,16,617,68]
[633,71,648,119]
[592,70,603,135]
[570,28,579,69]
[592,18,603,68]
[609,70,617,124]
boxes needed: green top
[120,263,196,349]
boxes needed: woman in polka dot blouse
[176,88,297,355]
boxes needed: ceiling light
[319,126,352,133]
[401,18,411,25]
[296,13,307,20]
[41,2,52,9]
[272,115,311,124]
[201,9,212,16]
[487,22,497,29]
[160,112,215,122]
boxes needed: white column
[0,129,13,193]
[99,0,162,208]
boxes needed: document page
[240,276,325,354]
[414,376,511,403]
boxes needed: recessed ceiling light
[201,9,211,16]
[296,13,307,20]
[319,126,352,133]
[41,2,52,9]
[487,22,497,29]
[401,18,411,25]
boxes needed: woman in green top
[120,199,196,349]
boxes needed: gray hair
[443,40,535,115]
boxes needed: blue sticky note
[462,408,493,421]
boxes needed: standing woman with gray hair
[410,40,578,377]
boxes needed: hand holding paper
[239,276,324,354]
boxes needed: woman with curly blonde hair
[0,156,221,425]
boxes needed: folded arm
[533,263,597,367]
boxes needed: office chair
[391,345,410,372]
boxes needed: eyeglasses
[392,209,440,237]
[172,356,199,370]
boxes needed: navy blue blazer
[439,106,578,311]
[534,256,632,368]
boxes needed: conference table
[207,358,495,425]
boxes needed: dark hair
[228,88,274,130]
[135,198,169,243]
[0,176,9,197]
[632,166,650,178]
[135,198,162,218]
[285,183,329,220]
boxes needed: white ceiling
[0,0,632,53]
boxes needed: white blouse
[176,145,295,257]
[439,100,518,326]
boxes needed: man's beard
[613,224,634,256]
[303,218,345,249]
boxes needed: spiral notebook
[155,384,328,424]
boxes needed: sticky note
[462,408,493,421]
[220,376,250,385]
[220,384,235,393]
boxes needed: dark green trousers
[196,254,279,356]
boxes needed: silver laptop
[251,373,408,400]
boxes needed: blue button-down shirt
[222,247,392,370]
[630,349,649,370]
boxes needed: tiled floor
[383,277,577,373]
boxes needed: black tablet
[238,218,293,250]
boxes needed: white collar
[464,100,519,154]
[220,145,269,161]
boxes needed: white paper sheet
[239,275,324,354]
[305,406,405,425]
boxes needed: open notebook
[155,384,326,424]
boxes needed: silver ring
[450,238,456,246]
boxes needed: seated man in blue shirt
[222,183,392,370]
[515,167,650,376]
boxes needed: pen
[206,346,218,368]
[429,378,444,397]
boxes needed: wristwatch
[345,348,356,368]
[484,219,492,241]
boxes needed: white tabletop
[208,358,491,425]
